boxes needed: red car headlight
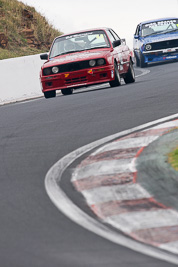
[89,60,96,67]
[43,68,51,75]
[52,66,59,74]
[97,58,105,65]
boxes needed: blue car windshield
[49,30,110,58]
[141,19,178,37]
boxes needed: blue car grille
[150,39,178,50]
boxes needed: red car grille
[65,76,87,84]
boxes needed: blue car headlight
[145,44,152,51]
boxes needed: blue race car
[133,17,178,67]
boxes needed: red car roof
[57,28,109,38]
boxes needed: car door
[133,25,141,55]
[110,29,130,72]
[106,29,125,74]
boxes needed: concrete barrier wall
[0,54,44,105]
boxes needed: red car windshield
[49,30,110,58]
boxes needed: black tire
[124,61,135,84]
[134,51,140,67]
[140,52,147,68]
[109,62,121,87]
[61,88,73,95]
[44,90,56,99]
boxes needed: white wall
[0,54,44,105]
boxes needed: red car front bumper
[40,65,114,92]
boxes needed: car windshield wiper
[164,28,178,34]
[51,49,87,58]
[144,28,178,37]
[144,31,165,37]
[85,46,109,50]
[50,47,109,58]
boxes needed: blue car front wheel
[134,51,140,67]
[139,52,147,68]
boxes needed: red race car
[40,28,135,98]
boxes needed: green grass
[0,0,63,59]
[168,147,178,171]
[0,46,48,60]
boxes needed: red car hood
[44,49,111,67]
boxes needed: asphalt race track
[0,62,178,267]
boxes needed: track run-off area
[46,115,178,265]
[0,62,178,267]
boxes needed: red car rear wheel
[109,62,121,87]
[124,61,135,84]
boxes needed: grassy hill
[0,0,63,59]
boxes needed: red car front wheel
[44,90,56,99]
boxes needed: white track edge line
[135,68,150,77]
[0,67,149,106]
[45,113,178,265]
